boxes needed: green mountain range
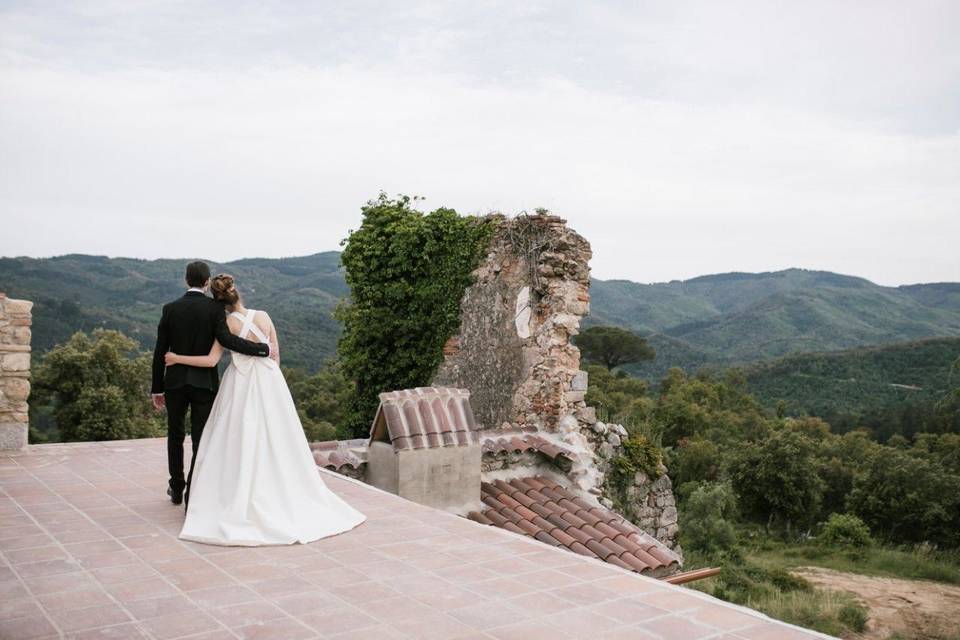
[2,254,959,383]
[591,271,960,381]
[0,252,346,372]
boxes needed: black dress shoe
[167,487,183,505]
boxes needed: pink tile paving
[2,438,835,639]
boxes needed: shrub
[680,482,738,557]
[818,513,873,549]
[837,603,869,632]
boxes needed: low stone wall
[0,293,33,451]
[591,422,681,552]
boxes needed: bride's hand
[164,352,180,366]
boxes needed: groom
[151,261,271,506]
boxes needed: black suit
[151,291,269,503]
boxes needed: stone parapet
[0,292,32,450]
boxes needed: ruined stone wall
[433,214,592,433]
[431,215,680,552]
[0,293,32,450]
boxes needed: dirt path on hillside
[793,567,960,640]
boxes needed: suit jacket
[151,291,269,394]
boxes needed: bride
[164,273,365,546]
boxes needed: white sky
[1,1,958,285]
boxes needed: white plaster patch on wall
[514,286,531,339]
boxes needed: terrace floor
[1,438,829,639]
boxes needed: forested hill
[743,337,960,437]
[1,253,959,375]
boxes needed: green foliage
[848,448,960,547]
[654,368,770,447]
[336,194,496,436]
[728,429,825,534]
[283,365,351,442]
[583,364,655,434]
[680,482,738,557]
[618,436,662,479]
[574,325,654,370]
[32,330,163,442]
[818,513,873,549]
[604,435,663,521]
[671,438,722,487]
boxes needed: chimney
[366,387,481,513]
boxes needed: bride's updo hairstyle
[210,273,240,306]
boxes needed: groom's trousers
[165,385,216,505]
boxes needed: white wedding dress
[179,309,365,546]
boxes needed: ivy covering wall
[337,194,497,436]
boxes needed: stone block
[570,370,588,391]
[607,432,621,447]
[3,378,29,402]
[3,299,33,315]
[1,353,29,371]
[576,406,597,425]
[563,390,585,403]
[0,422,27,451]
[661,506,678,526]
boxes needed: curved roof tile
[467,475,681,576]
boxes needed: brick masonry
[0,292,32,451]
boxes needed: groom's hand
[151,394,166,411]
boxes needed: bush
[837,603,869,632]
[818,513,873,549]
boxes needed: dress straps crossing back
[230,309,270,344]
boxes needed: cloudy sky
[1,1,958,285]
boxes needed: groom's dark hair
[185,261,211,288]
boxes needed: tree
[32,330,163,442]
[728,429,825,535]
[848,448,960,547]
[575,326,655,370]
[680,482,738,557]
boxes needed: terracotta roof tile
[467,476,681,576]
[309,439,367,471]
[479,430,577,464]
[369,387,478,452]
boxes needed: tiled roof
[468,476,681,575]
[479,429,576,464]
[309,439,367,471]
[369,387,479,451]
